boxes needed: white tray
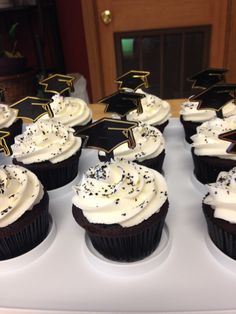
[1,119,236,314]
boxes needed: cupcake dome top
[204,167,236,223]
[72,160,167,227]
[191,116,236,160]
[11,119,82,164]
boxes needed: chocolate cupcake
[126,89,171,133]
[38,94,92,132]
[98,122,165,173]
[191,116,236,184]
[72,160,168,262]
[180,99,236,143]
[0,165,49,260]
[11,119,82,190]
[0,104,22,147]
[203,168,236,260]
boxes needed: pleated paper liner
[191,148,236,184]
[179,115,201,144]
[72,199,168,263]
[0,192,50,261]
[203,202,236,261]
[13,149,81,190]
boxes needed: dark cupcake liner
[0,191,49,260]
[153,120,169,133]
[98,150,165,173]
[179,115,201,143]
[72,199,168,262]
[2,118,23,147]
[191,148,236,184]
[13,149,81,190]
[203,202,236,260]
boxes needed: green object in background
[121,38,134,58]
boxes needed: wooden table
[88,99,185,120]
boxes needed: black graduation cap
[39,74,75,95]
[99,90,145,117]
[219,129,236,154]
[188,68,228,89]
[0,130,11,156]
[115,70,150,91]
[75,118,138,160]
[10,96,54,122]
[190,84,236,118]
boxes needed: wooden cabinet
[81,0,236,102]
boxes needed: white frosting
[39,95,92,127]
[180,99,236,122]
[0,104,18,129]
[0,165,44,228]
[100,122,164,162]
[204,167,236,223]
[191,116,236,160]
[72,160,168,227]
[12,119,82,164]
[126,89,171,126]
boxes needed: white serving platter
[1,118,236,314]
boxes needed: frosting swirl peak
[0,104,18,129]
[126,89,171,126]
[39,95,92,127]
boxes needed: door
[81,0,230,102]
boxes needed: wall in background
[55,0,91,99]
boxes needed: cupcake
[0,165,49,260]
[38,94,92,131]
[98,122,165,172]
[191,116,236,184]
[72,160,168,262]
[203,167,236,260]
[180,99,236,143]
[126,89,171,132]
[0,104,22,147]
[11,119,82,190]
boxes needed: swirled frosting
[180,99,236,122]
[0,165,44,228]
[191,116,236,160]
[99,122,164,162]
[204,167,236,223]
[12,119,82,164]
[39,95,92,127]
[0,104,18,129]
[126,89,171,126]
[72,160,167,227]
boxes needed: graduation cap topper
[39,74,75,95]
[190,84,236,119]
[99,90,145,117]
[0,131,11,156]
[115,70,150,91]
[188,68,228,90]
[219,129,236,154]
[10,96,54,122]
[75,118,138,160]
